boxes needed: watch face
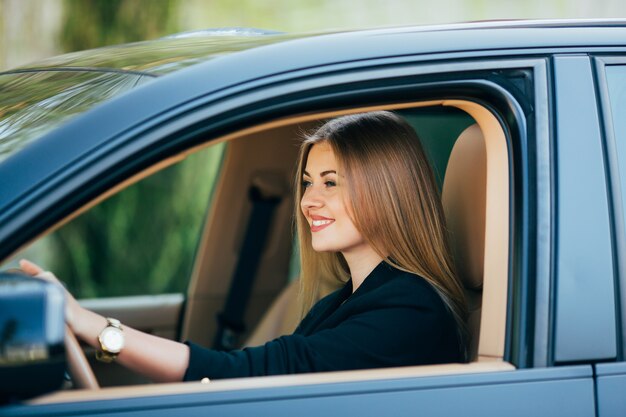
[101,327,124,353]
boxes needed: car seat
[441,124,486,361]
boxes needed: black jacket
[183,262,462,381]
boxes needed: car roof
[2,19,626,238]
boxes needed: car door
[592,55,626,417]
[1,51,599,416]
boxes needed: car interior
[5,99,514,403]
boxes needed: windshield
[0,33,305,164]
[0,70,154,163]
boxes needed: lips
[310,215,334,232]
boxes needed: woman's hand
[18,259,190,382]
[19,259,84,333]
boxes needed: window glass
[3,142,225,298]
[606,65,626,228]
[0,71,154,162]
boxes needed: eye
[301,179,312,188]
[324,180,336,187]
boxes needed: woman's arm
[20,260,190,383]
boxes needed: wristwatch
[96,317,125,363]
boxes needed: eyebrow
[303,170,337,177]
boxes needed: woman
[21,110,467,382]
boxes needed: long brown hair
[294,111,468,349]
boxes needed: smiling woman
[295,111,468,349]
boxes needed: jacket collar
[302,261,398,333]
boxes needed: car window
[2,141,225,298]
[605,65,626,359]
[606,65,626,216]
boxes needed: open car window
[4,97,513,397]
[3,143,225,299]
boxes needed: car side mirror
[0,271,66,403]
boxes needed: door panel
[5,366,595,416]
[596,363,626,417]
[79,294,184,386]
[81,294,184,340]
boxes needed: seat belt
[213,174,285,351]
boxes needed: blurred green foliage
[61,0,179,51]
[50,145,224,298]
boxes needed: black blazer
[183,262,462,381]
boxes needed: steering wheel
[11,262,100,389]
[65,325,100,389]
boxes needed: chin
[311,240,340,253]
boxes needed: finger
[19,259,63,287]
[19,259,45,275]
[37,271,58,281]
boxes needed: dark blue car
[1,20,625,416]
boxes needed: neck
[342,246,384,293]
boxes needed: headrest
[442,124,487,290]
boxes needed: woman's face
[300,142,370,255]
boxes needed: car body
[1,19,626,416]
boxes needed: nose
[300,185,324,212]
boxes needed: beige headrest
[442,124,487,290]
